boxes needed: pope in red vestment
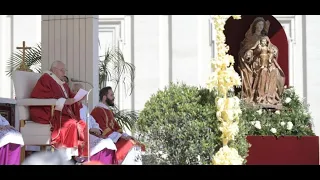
[29,61,88,159]
[90,87,145,164]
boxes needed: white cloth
[79,104,116,156]
[80,104,101,130]
[95,102,143,165]
[121,146,143,165]
[0,114,24,148]
[22,150,73,165]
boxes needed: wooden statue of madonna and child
[237,16,286,110]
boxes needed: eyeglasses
[55,67,68,73]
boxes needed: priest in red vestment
[90,87,145,165]
[29,61,88,162]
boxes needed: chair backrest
[12,71,42,122]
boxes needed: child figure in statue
[257,36,272,71]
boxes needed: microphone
[71,77,93,162]
[70,78,93,88]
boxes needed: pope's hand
[89,128,102,136]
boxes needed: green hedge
[136,83,249,165]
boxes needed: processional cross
[16,41,32,72]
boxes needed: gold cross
[16,41,32,72]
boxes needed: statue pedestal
[246,136,319,165]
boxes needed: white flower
[284,97,291,104]
[161,153,168,160]
[287,122,293,130]
[250,121,261,129]
[197,155,201,163]
[254,121,261,129]
[158,151,168,160]
[270,128,277,134]
[275,110,280,115]
[256,109,263,115]
[280,122,286,126]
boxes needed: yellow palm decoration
[207,15,244,165]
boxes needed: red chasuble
[29,72,88,157]
[91,104,145,164]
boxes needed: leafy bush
[136,82,250,165]
[135,83,314,165]
[242,86,315,137]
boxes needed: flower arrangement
[241,86,315,137]
[206,15,244,165]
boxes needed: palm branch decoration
[99,47,135,95]
[111,105,139,131]
[6,42,138,130]
[5,43,42,76]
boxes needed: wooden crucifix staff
[16,41,32,72]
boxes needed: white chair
[12,70,57,162]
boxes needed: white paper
[73,88,88,102]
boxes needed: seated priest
[0,114,24,165]
[72,83,117,164]
[29,60,88,162]
[90,87,145,165]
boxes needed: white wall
[126,15,212,111]
[304,15,320,135]
[0,15,41,99]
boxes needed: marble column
[41,15,99,110]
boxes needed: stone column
[41,15,99,109]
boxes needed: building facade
[0,15,320,135]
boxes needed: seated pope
[72,83,117,164]
[29,60,88,162]
[0,114,24,165]
[90,87,145,165]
